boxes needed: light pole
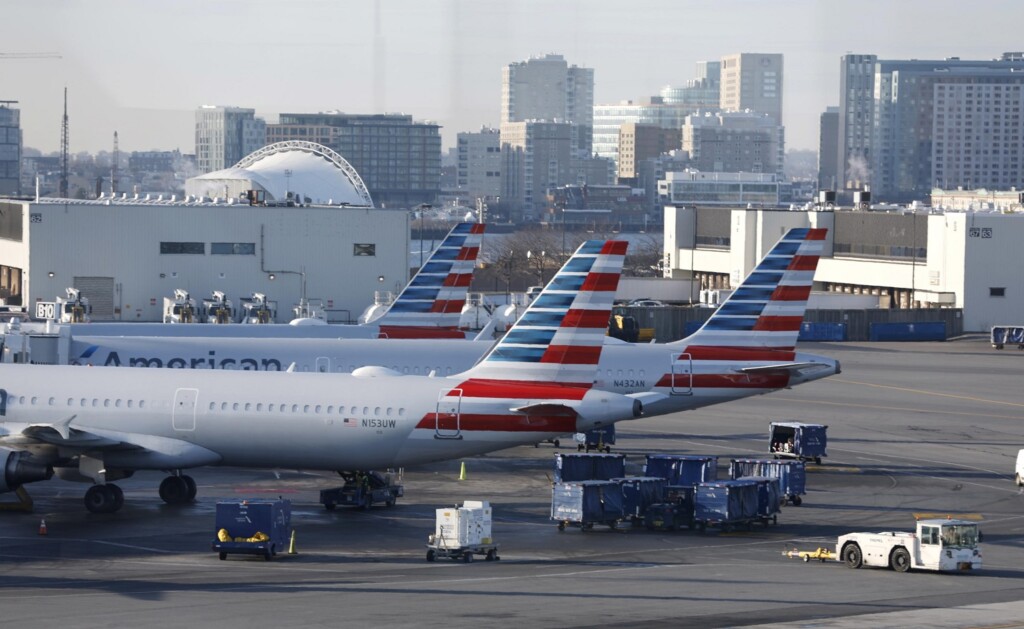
[527,250,546,286]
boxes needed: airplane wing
[3,418,222,469]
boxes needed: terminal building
[0,142,407,322]
[663,205,1022,332]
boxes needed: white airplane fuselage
[0,364,635,471]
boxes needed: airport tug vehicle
[836,518,982,573]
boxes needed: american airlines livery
[0,240,646,513]
[63,227,838,417]
[55,221,487,340]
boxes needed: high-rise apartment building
[195,106,266,174]
[456,127,502,204]
[593,98,694,164]
[501,54,594,155]
[720,53,783,125]
[838,53,1024,200]
[0,103,22,196]
[681,111,784,176]
[818,106,839,191]
[500,121,573,221]
[269,112,441,207]
[618,123,682,182]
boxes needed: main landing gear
[83,474,197,514]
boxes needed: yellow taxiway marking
[833,378,1024,409]
[913,512,985,521]
[805,465,861,473]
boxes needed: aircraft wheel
[109,484,125,511]
[159,476,190,505]
[182,475,197,502]
[792,496,803,506]
[84,484,119,514]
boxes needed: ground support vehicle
[644,454,718,486]
[693,480,759,532]
[319,471,403,510]
[616,476,667,524]
[730,458,807,506]
[426,500,499,562]
[991,326,1024,349]
[770,422,828,464]
[552,480,625,532]
[576,425,615,452]
[212,499,291,561]
[837,519,982,573]
[783,547,835,562]
[553,452,626,483]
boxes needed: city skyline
[3,0,1023,155]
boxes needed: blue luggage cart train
[770,422,827,465]
[730,458,807,506]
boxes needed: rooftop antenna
[111,130,119,195]
[59,87,69,198]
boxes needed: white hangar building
[0,142,409,322]
[664,205,1024,332]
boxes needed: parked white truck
[837,518,981,573]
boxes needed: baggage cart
[644,485,697,531]
[644,454,718,486]
[575,425,615,452]
[693,480,759,532]
[745,476,782,526]
[991,326,1024,349]
[425,500,500,563]
[615,476,667,523]
[319,470,403,510]
[770,422,827,464]
[212,499,291,561]
[730,458,807,506]
[553,452,626,483]
[551,480,625,531]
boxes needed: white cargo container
[434,502,492,549]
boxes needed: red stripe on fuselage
[561,309,611,328]
[581,273,619,292]
[753,316,804,331]
[655,373,792,389]
[378,326,466,339]
[681,346,797,361]
[788,255,819,271]
[414,412,577,433]
[770,285,811,302]
[540,345,602,365]
[442,273,473,287]
[447,378,591,400]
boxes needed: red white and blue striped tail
[376,222,485,338]
[460,240,628,386]
[675,228,827,350]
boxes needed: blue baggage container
[869,321,946,341]
[644,502,691,531]
[729,458,807,505]
[991,326,1024,349]
[577,425,616,452]
[551,481,625,531]
[799,322,847,342]
[769,422,827,464]
[554,452,626,483]
[615,476,667,520]
[643,454,718,486]
[744,476,781,525]
[212,499,291,560]
[694,480,759,530]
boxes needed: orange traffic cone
[38,519,47,536]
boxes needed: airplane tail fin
[377,222,485,338]
[674,227,827,351]
[459,240,628,386]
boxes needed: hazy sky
[3,0,1023,156]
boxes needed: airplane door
[670,353,693,395]
[315,356,331,373]
[435,389,463,440]
[172,388,199,431]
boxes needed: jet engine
[0,448,53,493]
[574,390,643,433]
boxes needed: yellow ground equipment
[783,546,835,562]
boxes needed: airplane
[0,240,646,513]
[39,221,488,340]
[54,228,838,417]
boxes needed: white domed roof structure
[186,141,373,206]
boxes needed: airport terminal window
[211,242,255,255]
[991,287,1006,297]
[353,243,376,256]
[160,242,205,255]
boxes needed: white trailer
[837,519,982,573]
